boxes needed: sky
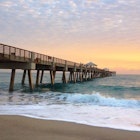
[0,0,140,74]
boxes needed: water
[0,71,140,131]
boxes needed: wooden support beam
[76,72,79,81]
[79,72,83,82]
[85,72,87,80]
[50,71,52,84]
[69,71,73,82]
[50,70,56,85]
[36,70,40,86]
[90,71,92,79]
[91,71,93,79]
[28,70,33,91]
[82,72,84,80]
[94,71,98,78]
[89,71,91,79]
[88,72,90,79]
[93,71,95,78]
[21,70,26,85]
[71,72,73,82]
[40,70,44,84]
[9,69,16,92]
[68,72,71,82]
[62,71,67,83]
[94,72,97,78]
[53,71,56,80]
[91,71,93,78]
[71,71,73,82]
[73,72,76,83]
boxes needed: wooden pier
[0,43,116,91]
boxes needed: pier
[0,43,116,91]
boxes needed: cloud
[0,0,140,48]
[0,0,17,8]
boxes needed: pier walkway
[0,43,116,91]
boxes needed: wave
[47,92,140,108]
[98,85,140,91]
[1,91,140,108]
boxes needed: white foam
[0,104,140,131]
[49,92,140,108]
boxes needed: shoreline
[0,115,140,140]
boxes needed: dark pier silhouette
[0,43,116,91]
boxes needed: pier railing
[0,44,31,62]
[0,43,80,67]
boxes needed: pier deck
[0,43,116,91]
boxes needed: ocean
[0,71,140,131]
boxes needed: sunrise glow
[0,0,140,74]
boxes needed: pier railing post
[31,52,35,62]
[65,60,68,71]
[51,57,55,70]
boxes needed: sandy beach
[0,115,140,140]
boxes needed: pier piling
[36,70,40,87]
[50,70,56,85]
[62,71,67,83]
[40,70,44,84]
[21,70,26,85]
[28,70,33,91]
[9,69,16,92]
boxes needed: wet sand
[0,115,140,140]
